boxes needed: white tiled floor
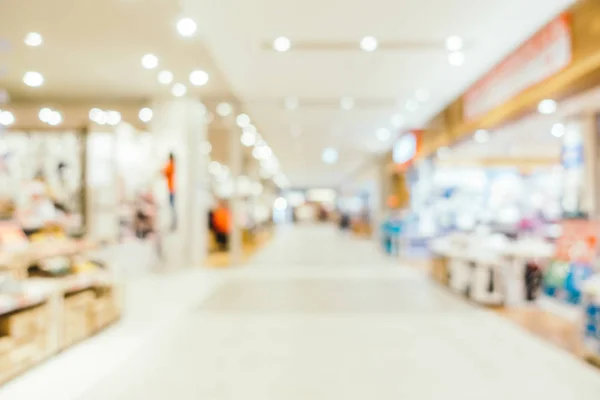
[2,225,600,399]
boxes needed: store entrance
[421,107,600,357]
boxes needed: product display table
[0,281,53,316]
[0,240,121,385]
[430,234,556,307]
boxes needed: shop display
[583,276,600,364]
[543,220,599,305]
[0,219,121,385]
[430,231,556,306]
[0,131,84,234]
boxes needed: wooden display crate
[430,256,450,286]
[0,336,14,382]
[0,304,49,344]
[61,290,95,350]
[0,303,52,385]
[91,287,119,332]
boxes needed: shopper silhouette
[162,152,177,231]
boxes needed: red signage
[463,14,572,121]
[555,220,599,265]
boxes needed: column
[150,98,209,267]
[375,155,390,238]
[228,121,243,265]
[187,101,209,265]
[562,113,599,218]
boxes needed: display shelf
[54,270,112,294]
[0,237,121,386]
[24,239,98,264]
[0,291,48,316]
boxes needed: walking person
[212,200,231,252]
[162,152,177,231]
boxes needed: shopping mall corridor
[2,225,600,399]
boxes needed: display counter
[430,230,600,366]
[430,233,555,306]
[0,237,121,385]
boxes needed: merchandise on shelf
[0,219,120,385]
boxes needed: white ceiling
[0,0,576,188]
[0,0,233,100]
[182,0,574,187]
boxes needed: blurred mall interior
[2,0,600,398]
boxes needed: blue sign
[562,144,584,169]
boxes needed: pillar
[228,121,243,265]
[562,113,599,218]
[150,98,209,267]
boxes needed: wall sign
[562,145,584,169]
[463,14,572,121]
[392,131,421,171]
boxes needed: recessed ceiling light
[273,36,291,52]
[415,88,430,102]
[142,53,159,69]
[139,107,153,123]
[236,113,251,127]
[39,108,61,126]
[200,141,212,155]
[107,111,121,126]
[446,35,463,51]
[216,102,233,116]
[23,71,44,87]
[24,32,43,47]
[360,36,378,52]
[322,147,339,164]
[171,83,187,97]
[241,131,257,147]
[0,110,15,126]
[89,108,108,125]
[448,51,465,66]
[284,96,299,110]
[158,70,173,85]
[340,97,354,110]
[376,128,391,141]
[391,113,405,128]
[177,17,197,37]
[47,110,62,126]
[474,129,489,143]
[38,108,52,123]
[253,142,272,159]
[551,123,565,137]
[261,158,279,174]
[538,99,557,115]
[405,99,419,112]
[189,70,209,86]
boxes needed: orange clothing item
[212,207,231,233]
[163,160,175,193]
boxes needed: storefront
[391,2,600,363]
[0,105,134,385]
